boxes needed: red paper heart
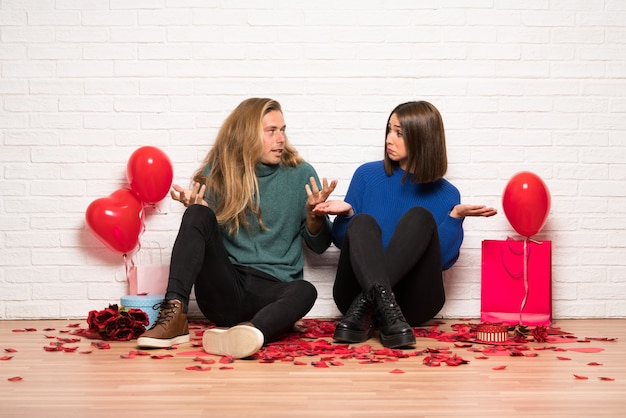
[86,188,144,254]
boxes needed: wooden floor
[1,318,625,418]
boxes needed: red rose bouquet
[510,324,550,343]
[87,304,149,341]
[531,324,549,343]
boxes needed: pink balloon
[502,171,551,237]
[126,146,173,203]
[86,188,144,254]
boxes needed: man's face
[259,110,286,165]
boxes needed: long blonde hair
[193,98,303,235]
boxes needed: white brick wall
[1,1,625,320]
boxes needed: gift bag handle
[124,239,165,283]
[135,241,163,264]
[500,237,529,279]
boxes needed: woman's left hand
[312,200,353,217]
[450,204,498,219]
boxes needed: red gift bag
[480,238,552,326]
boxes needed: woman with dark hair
[313,101,496,348]
[138,98,336,358]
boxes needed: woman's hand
[312,200,354,217]
[450,204,497,219]
[170,182,208,207]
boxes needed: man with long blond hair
[138,98,337,358]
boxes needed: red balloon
[126,146,173,203]
[86,188,144,254]
[502,171,551,237]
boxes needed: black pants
[332,207,445,326]
[165,205,317,343]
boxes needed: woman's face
[259,110,286,165]
[386,113,408,169]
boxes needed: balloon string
[519,238,529,325]
[145,202,161,213]
[124,220,146,283]
[123,253,135,282]
[135,221,146,258]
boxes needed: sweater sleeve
[438,214,464,270]
[303,218,333,254]
[331,215,350,249]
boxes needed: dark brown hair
[383,101,448,183]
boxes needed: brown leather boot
[137,299,190,348]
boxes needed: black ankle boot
[333,292,374,343]
[370,283,416,348]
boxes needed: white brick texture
[1,1,625,320]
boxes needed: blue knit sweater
[332,161,464,270]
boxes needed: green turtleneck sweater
[206,162,332,282]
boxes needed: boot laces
[151,300,179,328]
[345,294,371,320]
[373,284,404,323]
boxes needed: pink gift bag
[480,238,552,326]
[127,243,169,296]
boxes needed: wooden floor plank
[1,319,625,417]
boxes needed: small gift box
[120,294,164,328]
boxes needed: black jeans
[332,207,445,326]
[165,205,317,343]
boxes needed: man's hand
[305,177,338,213]
[304,177,338,234]
[170,182,208,207]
